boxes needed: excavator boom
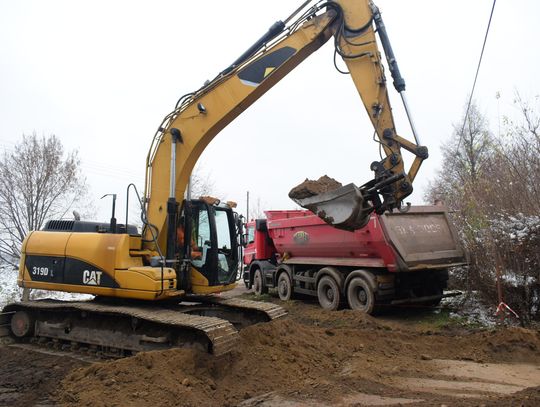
[144,0,427,249]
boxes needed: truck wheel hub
[357,289,367,304]
[326,288,334,301]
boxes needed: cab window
[247,226,255,244]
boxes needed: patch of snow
[442,291,499,327]
[30,290,93,302]
[0,265,93,309]
[490,214,540,243]
[0,267,21,308]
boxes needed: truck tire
[347,276,375,314]
[317,276,340,311]
[253,269,268,295]
[277,272,292,301]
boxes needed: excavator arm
[143,0,427,251]
[338,0,428,188]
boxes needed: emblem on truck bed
[293,231,310,245]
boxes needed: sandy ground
[1,285,540,407]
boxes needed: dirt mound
[476,327,540,362]
[57,317,400,407]
[57,321,342,406]
[280,300,383,330]
[55,302,540,407]
[288,175,342,200]
[60,348,217,407]
[0,346,88,407]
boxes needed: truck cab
[242,219,276,289]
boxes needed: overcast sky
[1,0,539,223]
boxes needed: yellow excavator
[1,0,427,356]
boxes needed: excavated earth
[1,294,540,407]
[288,175,343,200]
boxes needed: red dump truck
[243,206,466,313]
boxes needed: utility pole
[246,191,250,222]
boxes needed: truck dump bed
[265,206,465,272]
[378,206,465,269]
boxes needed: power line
[0,141,141,181]
[457,0,497,151]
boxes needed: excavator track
[195,296,288,320]
[0,298,286,358]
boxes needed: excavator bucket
[291,183,373,231]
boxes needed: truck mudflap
[1,298,286,357]
[379,206,466,270]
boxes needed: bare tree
[250,197,268,220]
[190,164,217,198]
[426,101,494,212]
[0,133,87,267]
[491,93,540,215]
[426,96,540,323]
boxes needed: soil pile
[57,318,387,407]
[288,175,342,200]
[0,346,88,407]
[476,326,540,361]
[55,301,540,407]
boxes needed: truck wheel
[317,276,340,311]
[277,272,292,301]
[347,277,375,314]
[253,269,268,295]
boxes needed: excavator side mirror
[240,233,248,248]
[235,213,246,247]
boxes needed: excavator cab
[178,199,239,291]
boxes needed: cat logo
[83,270,103,286]
[293,231,310,245]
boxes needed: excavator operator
[176,220,202,260]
